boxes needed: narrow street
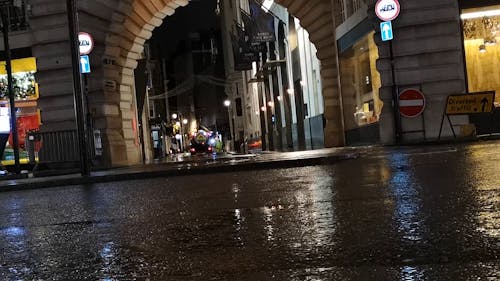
[0,142,499,280]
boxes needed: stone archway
[104,0,343,165]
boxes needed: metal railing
[1,0,29,32]
[27,130,80,164]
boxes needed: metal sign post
[66,0,90,176]
[376,0,401,143]
[0,4,20,174]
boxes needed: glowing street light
[224,100,231,107]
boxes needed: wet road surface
[0,143,499,280]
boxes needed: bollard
[26,133,36,164]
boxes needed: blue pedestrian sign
[380,21,393,41]
[80,55,91,74]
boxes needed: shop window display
[462,5,500,104]
[339,31,383,131]
[0,57,40,166]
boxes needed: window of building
[0,57,40,165]
[461,5,500,104]
[235,98,243,116]
[339,31,382,131]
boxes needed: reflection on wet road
[0,143,499,280]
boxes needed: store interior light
[268,101,274,107]
[261,106,266,112]
[479,44,487,53]
[484,36,497,46]
[287,89,294,95]
[461,9,500,20]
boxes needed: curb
[0,152,359,192]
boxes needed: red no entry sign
[399,89,425,118]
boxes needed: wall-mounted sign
[445,92,495,115]
[399,88,426,118]
[375,0,400,22]
[380,21,393,41]
[80,55,91,74]
[78,32,94,55]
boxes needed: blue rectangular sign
[380,21,393,41]
[80,55,91,74]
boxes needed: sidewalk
[0,147,360,192]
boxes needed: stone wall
[371,0,467,143]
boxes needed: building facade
[0,0,495,168]
[220,0,325,152]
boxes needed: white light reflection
[2,196,31,278]
[389,153,424,242]
[465,147,500,238]
[3,226,25,237]
[287,167,336,251]
[233,209,244,245]
[232,183,240,200]
[400,265,425,280]
[99,241,118,279]
[262,206,275,242]
[310,177,336,247]
[262,0,274,11]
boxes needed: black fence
[27,130,80,164]
[470,107,500,136]
[1,0,29,32]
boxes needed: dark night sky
[151,0,219,57]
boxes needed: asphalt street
[0,142,499,280]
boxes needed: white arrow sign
[380,21,393,41]
[80,55,91,74]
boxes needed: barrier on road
[27,130,81,175]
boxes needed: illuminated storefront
[461,2,500,134]
[338,20,383,145]
[461,4,500,102]
[0,57,40,166]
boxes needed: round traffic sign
[399,89,425,118]
[78,32,94,55]
[375,0,401,21]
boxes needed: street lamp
[172,113,188,152]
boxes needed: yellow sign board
[0,57,37,74]
[445,92,495,115]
